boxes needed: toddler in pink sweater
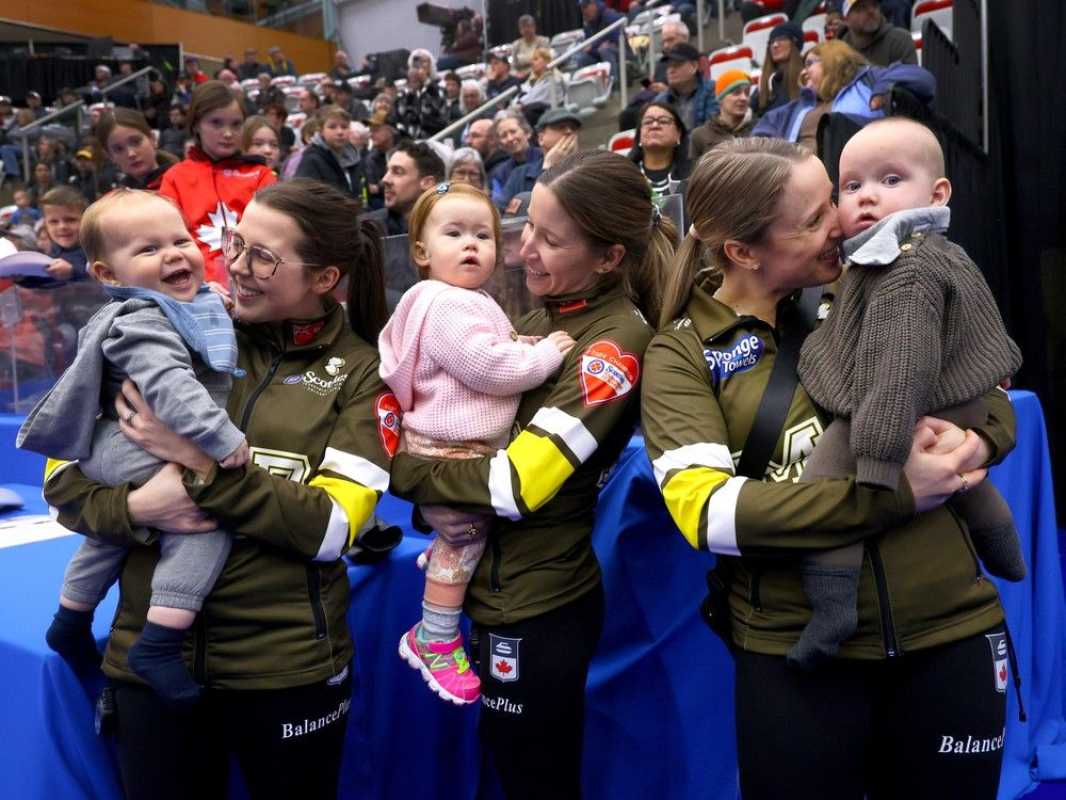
[379,183,574,705]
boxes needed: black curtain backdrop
[486,0,582,46]
[935,0,1064,512]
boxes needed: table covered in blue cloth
[0,390,1062,799]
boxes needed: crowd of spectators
[0,0,934,271]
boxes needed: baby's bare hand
[517,334,543,345]
[546,330,576,355]
[219,440,250,469]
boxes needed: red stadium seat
[609,129,635,153]
[912,0,953,41]
[706,44,755,80]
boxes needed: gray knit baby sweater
[798,207,1022,490]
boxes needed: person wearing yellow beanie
[690,69,755,161]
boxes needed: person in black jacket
[295,106,366,203]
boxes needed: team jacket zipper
[868,543,899,658]
[193,344,284,680]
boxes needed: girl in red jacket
[160,80,276,285]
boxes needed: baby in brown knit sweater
[790,117,1024,670]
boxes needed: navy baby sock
[127,622,201,708]
[45,605,102,672]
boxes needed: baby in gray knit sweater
[791,118,1024,670]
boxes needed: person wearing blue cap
[840,0,918,66]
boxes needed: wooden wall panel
[2,0,333,72]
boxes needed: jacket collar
[543,278,627,321]
[844,206,950,266]
[187,144,268,169]
[240,300,348,354]
[685,274,803,344]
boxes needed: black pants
[734,626,1009,800]
[110,667,352,800]
[471,585,605,800]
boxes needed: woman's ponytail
[659,228,708,328]
[351,218,388,345]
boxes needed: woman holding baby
[642,134,1018,799]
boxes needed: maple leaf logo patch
[489,634,520,683]
[196,201,239,253]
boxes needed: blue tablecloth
[0,390,1062,799]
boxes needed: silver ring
[957,474,970,495]
[466,524,479,538]
[124,410,137,424]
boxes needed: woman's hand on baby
[546,330,576,355]
[116,379,215,477]
[903,422,987,513]
[205,281,235,315]
[419,505,494,546]
[219,440,250,469]
[128,463,217,534]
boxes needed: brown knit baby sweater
[798,208,1022,490]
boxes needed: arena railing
[428,14,630,145]
[12,66,156,184]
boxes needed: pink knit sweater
[378,280,564,446]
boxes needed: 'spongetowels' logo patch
[579,339,639,406]
[704,334,764,384]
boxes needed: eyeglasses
[221,229,324,279]
[803,56,822,69]
[641,115,676,128]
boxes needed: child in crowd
[40,186,88,283]
[378,182,575,704]
[241,116,281,171]
[295,106,365,201]
[792,117,1024,669]
[281,115,320,179]
[160,80,275,287]
[10,188,42,226]
[18,189,247,706]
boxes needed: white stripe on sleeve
[319,447,390,492]
[314,499,351,561]
[528,407,598,463]
[488,450,522,521]
[652,442,734,487]
[703,476,748,556]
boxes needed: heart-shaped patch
[579,339,640,406]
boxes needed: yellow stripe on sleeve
[308,475,379,549]
[507,430,576,513]
[44,458,71,484]
[661,467,730,549]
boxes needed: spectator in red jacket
[159,81,276,285]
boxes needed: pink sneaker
[398,624,480,705]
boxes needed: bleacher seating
[271,75,297,87]
[299,72,327,87]
[913,0,953,41]
[743,13,789,65]
[565,62,612,119]
[455,63,486,80]
[608,129,635,153]
[706,44,754,81]
[550,29,585,53]
[912,31,924,65]
[802,13,826,43]
[240,78,260,94]
[802,30,818,54]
